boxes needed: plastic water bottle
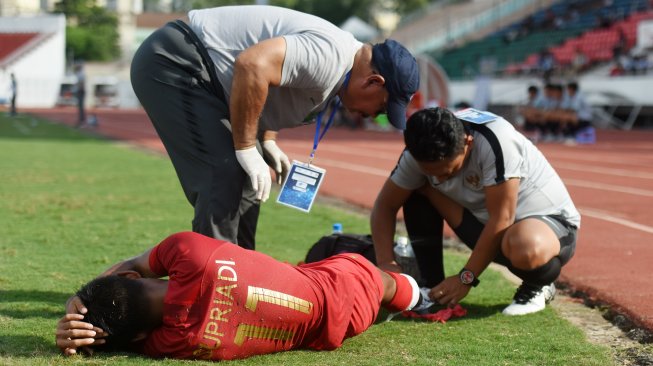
[332,223,343,234]
[394,236,421,280]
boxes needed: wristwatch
[459,268,480,287]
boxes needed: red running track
[29,107,653,331]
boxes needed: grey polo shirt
[188,5,363,132]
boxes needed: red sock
[384,271,419,312]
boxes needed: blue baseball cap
[372,39,420,130]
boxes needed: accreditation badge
[277,160,326,213]
[454,108,498,124]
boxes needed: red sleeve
[148,232,222,304]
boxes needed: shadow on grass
[0,290,70,319]
[0,114,95,142]
[376,303,506,324]
[0,334,56,357]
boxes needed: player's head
[76,275,155,350]
[404,107,472,182]
[405,107,468,161]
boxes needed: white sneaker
[502,283,556,316]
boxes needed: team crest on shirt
[465,174,482,190]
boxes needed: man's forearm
[371,206,399,265]
[230,59,270,149]
[463,219,510,277]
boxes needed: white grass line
[579,207,653,235]
[282,141,401,160]
[314,157,389,177]
[545,151,653,168]
[11,120,31,135]
[555,163,653,180]
[565,178,653,197]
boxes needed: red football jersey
[140,232,383,361]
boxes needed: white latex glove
[235,147,271,202]
[262,140,291,185]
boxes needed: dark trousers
[403,192,445,287]
[130,22,259,249]
[10,95,16,116]
[76,91,86,126]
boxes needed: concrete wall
[0,14,66,108]
[449,74,653,107]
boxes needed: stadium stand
[432,0,652,79]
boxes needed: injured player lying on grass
[55,231,436,361]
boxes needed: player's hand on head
[262,140,291,185]
[65,295,87,315]
[55,313,106,356]
[235,146,272,201]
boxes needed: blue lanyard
[310,71,350,164]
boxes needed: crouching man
[371,107,580,315]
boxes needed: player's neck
[143,279,168,326]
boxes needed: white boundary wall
[0,14,65,108]
[449,74,653,107]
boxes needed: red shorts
[296,253,385,350]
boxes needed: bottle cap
[332,223,343,233]
[396,236,409,246]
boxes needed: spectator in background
[562,82,593,142]
[9,73,17,117]
[571,48,587,76]
[542,9,557,29]
[541,83,566,141]
[612,28,627,60]
[74,63,86,128]
[631,52,651,75]
[537,50,555,82]
[609,60,626,76]
[518,85,546,142]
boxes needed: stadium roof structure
[0,32,40,67]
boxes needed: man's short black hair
[528,85,539,94]
[567,82,579,92]
[76,276,150,350]
[404,107,468,161]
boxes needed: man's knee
[501,220,560,270]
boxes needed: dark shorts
[453,209,577,269]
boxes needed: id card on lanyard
[276,71,350,212]
[277,160,325,212]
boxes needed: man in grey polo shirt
[371,107,580,315]
[130,5,418,250]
